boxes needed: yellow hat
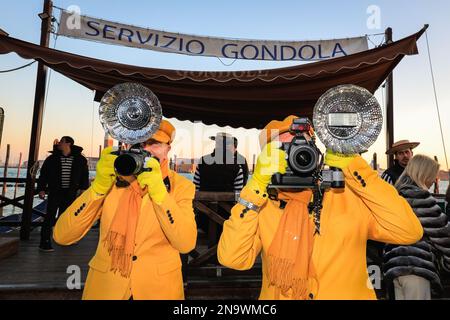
[259,115,299,148]
[149,120,176,144]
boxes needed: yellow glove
[91,147,118,195]
[137,157,168,205]
[324,149,357,170]
[247,141,288,192]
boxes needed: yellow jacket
[54,171,197,300]
[218,157,423,300]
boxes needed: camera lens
[289,145,318,174]
[114,153,140,176]
[295,150,312,167]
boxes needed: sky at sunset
[0,0,449,170]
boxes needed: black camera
[269,118,344,190]
[112,145,154,176]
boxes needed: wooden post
[372,153,378,171]
[21,0,53,240]
[1,144,10,217]
[12,153,23,213]
[434,156,440,194]
[385,27,395,169]
[173,154,177,172]
[0,108,4,148]
[252,154,256,173]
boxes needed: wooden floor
[0,228,262,300]
[0,228,97,299]
[6,228,449,300]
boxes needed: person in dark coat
[37,136,89,252]
[383,155,450,299]
[193,132,249,243]
[381,140,420,185]
[193,132,249,192]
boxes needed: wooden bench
[0,237,19,260]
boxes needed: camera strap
[308,172,325,236]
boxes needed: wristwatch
[238,197,261,213]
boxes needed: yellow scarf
[267,190,318,299]
[104,159,169,278]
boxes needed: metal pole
[21,0,53,240]
[385,27,395,168]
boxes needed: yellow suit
[54,171,196,300]
[218,157,423,300]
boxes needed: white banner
[58,10,368,61]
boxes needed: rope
[425,30,449,171]
[216,56,237,67]
[42,33,59,120]
[0,61,37,73]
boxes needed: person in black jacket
[193,132,249,192]
[37,136,89,252]
[381,140,420,185]
[383,154,450,299]
[193,132,249,239]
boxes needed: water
[0,168,447,217]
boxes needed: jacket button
[309,293,314,299]
[132,256,137,261]
[354,172,358,177]
[74,212,79,216]
[170,220,174,224]
[240,213,244,218]
[357,175,362,180]
[255,190,260,194]
[362,182,367,187]
[166,210,170,214]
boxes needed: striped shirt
[60,156,74,189]
[381,172,394,185]
[193,165,245,192]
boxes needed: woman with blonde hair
[384,154,450,300]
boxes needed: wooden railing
[0,178,40,227]
[185,191,238,268]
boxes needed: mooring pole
[21,0,53,240]
[385,27,395,169]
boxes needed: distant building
[171,157,196,174]
[86,157,99,172]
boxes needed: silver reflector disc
[99,83,162,144]
[313,84,382,154]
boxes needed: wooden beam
[0,28,8,36]
[21,0,53,240]
[385,27,395,168]
[189,245,218,266]
[194,201,226,226]
[195,191,237,202]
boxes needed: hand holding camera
[137,157,168,205]
[92,147,118,195]
[248,141,288,193]
[324,150,357,170]
[269,118,345,190]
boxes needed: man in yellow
[218,115,423,300]
[54,120,197,300]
